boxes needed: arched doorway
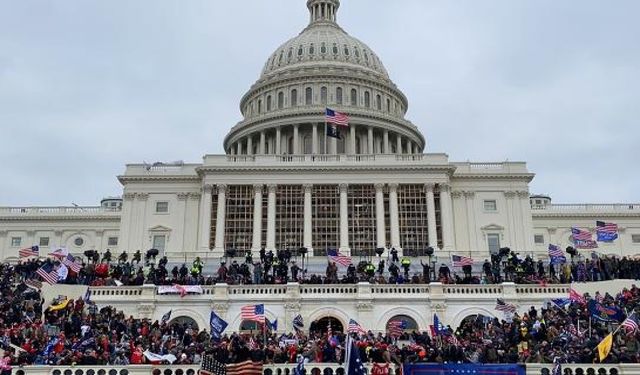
[386,315,418,335]
[170,316,199,331]
[310,317,344,336]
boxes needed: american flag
[25,279,42,290]
[200,356,263,375]
[327,320,332,338]
[19,246,39,258]
[495,298,517,313]
[327,248,351,267]
[596,221,618,234]
[48,247,69,259]
[571,227,592,241]
[325,108,349,127]
[569,288,586,304]
[240,304,265,324]
[451,254,474,267]
[62,254,82,273]
[548,244,564,257]
[293,314,304,331]
[446,334,461,347]
[36,263,59,285]
[348,319,367,335]
[199,355,226,375]
[621,313,639,333]
[387,320,408,337]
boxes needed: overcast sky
[1,0,638,206]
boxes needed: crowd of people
[11,248,640,288]
[2,258,640,368]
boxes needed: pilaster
[266,184,277,250]
[425,183,438,248]
[339,183,350,254]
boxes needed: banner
[157,285,203,295]
[587,300,625,322]
[210,311,228,340]
[403,363,526,375]
[143,350,177,364]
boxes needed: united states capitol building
[2,0,640,266]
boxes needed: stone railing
[0,206,121,217]
[203,153,451,167]
[531,203,640,213]
[11,363,632,375]
[86,282,569,304]
[452,161,530,174]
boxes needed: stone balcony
[0,206,121,220]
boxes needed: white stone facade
[2,0,640,262]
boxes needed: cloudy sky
[1,0,638,206]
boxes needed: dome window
[350,89,357,106]
[298,46,304,56]
[364,91,371,108]
[278,92,284,109]
[266,95,272,111]
[363,50,369,63]
[278,50,284,64]
[309,43,315,55]
[354,46,360,58]
[386,98,391,112]
[305,87,313,105]
[291,89,298,107]
[287,48,293,62]
[343,45,350,56]
[376,95,382,110]
[321,43,327,54]
[258,99,262,113]
[321,86,328,105]
[332,43,338,55]
[336,87,343,105]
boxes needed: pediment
[148,225,172,232]
[481,223,505,231]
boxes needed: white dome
[260,23,390,79]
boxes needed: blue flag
[294,355,305,375]
[587,300,625,322]
[345,337,366,375]
[326,124,342,139]
[433,313,446,335]
[210,311,228,340]
[551,298,571,308]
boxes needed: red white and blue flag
[48,247,69,259]
[62,254,82,273]
[495,298,517,313]
[240,304,265,324]
[348,319,367,335]
[622,313,639,333]
[36,263,59,285]
[325,108,350,127]
[19,245,39,258]
[387,320,408,337]
[569,288,586,304]
[596,221,618,242]
[571,228,598,249]
[327,248,351,267]
[451,254,474,267]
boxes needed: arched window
[287,48,293,62]
[321,42,327,54]
[291,89,298,107]
[287,136,294,154]
[240,320,260,331]
[321,86,328,105]
[376,95,382,110]
[266,95,272,111]
[298,45,304,56]
[258,99,262,113]
[305,87,313,105]
[387,98,391,112]
[278,92,284,109]
[364,92,370,108]
[350,89,357,106]
[386,315,419,336]
[303,135,312,154]
[343,44,350,56]
[336,87,343,105]
[332,43,339,55]
[309,43,315,55]
[355,137,362,154]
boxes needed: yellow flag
[597,333,613,362]
[49,299,70,312]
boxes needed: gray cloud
[1,0,638,206]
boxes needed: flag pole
[324,120,328,155]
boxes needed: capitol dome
[224,0,425,156]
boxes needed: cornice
[532,212,640,218]
[452,173,535,182]
[0,215,121,222]
[118,175,201,184]
[197,164,455,174]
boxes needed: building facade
[2,0,640,263]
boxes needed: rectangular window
[108,237,119,246]
[487,233,500,254]
[534,234,544,244]
[152,235,166,252]
[11,237,21,247]
[312,185,340,255]
[39,237,50,247]
[155,201,169,213]
[398,184,429,256]
[275,185,304,251]
[348,185,377,257]
[632,234,640,244]
[483,200,497,212]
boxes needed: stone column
[439,184,455,251]
[349,124,356,154]
[247,137,253,155]
[303,184,313,250]
[275,127,282,155]
[425,183,438,248]
[198,185,214,251]
[252,184,263,251]
[407,141,413,155]
[396,135,403,154]
[383,130,389,153]
[293,124,299,154]
[330,136,338,155]
[266,184,277,250]
[367,127,374,154]
[339,183,350,254]
[504,191,517,249]
[389,183,400,250]
[259,131,266,154]
[375,183,386,249]
[312,124,318,154]
[214,184,227,253]
[464,191,477,255]
[236,141,242,156]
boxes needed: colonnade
[228,124,423,156]
[197,182,455,255]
